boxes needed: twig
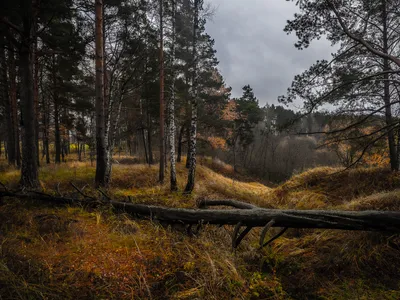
[198,198,256,209]
[97,188,111,201]
[28,190,54,198]
[232,222,242,249]
[70,182,94,199]
[260,228,288,249]
[233,226,253,249]
[259,219,276,248]
[56,182,63,197]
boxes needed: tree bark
[184,0,200,194]
[52,54,61,164]
[185,119,191,168]
[177,124,184,163]
[8,41,20,168]
[381,0,397,171]
[95,0,107,187]
[168,0,178,191]
[19,0,39,188]
[147,112,154,165]
[2,191,400,234]
[141,128,149,164]
[105,100,123,183]
[33,35,40,167]
[158,0,165,183]
[0,34,14,166]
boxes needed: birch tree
[168,0,178,191]
[184,0,201,193]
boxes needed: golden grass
[269,166,400,209]
[1,158,400,299]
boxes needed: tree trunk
[0,34,14,166]
[77,141,81,161]
[19,0,39,188]
[147,113,154,165]
[232,129,239,173]
[103,64,113,184]
[95,0,107,187]
[33,36,40,167]
[105,100,123,183]
[41,74,50,164]
[53,55,61,164]
[3,191,400,237]
[141,128,149,164]
[158,0,165,183]
[184,0,200,194]
[382,0,397,171]
[8,41,20,168]
[168,0,178,191]
[177,124,184,163]
[38,58,48,164]
[185,119,191,168]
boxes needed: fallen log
[1,189,400,249]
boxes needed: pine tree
[282,0,400,170]
[95,0,107,187]
[159,0,166,183]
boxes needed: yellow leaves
[362,152,390,167]
[222,99,239,121]
[207,136,227,150]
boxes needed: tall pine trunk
[19,0,39,188]
[33,36,40,166]
[52,55,61,163]
[158,0,165,183]
[0,34,14,166]
[184,0,200,194]
[168,0,178,191]
[95,0,107,187]
[8,42,20,168]
[147,110,154,164]
[39,61,50,164]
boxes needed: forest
[1,0,400,299]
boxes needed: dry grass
[1,157,400,299]
[269,166,400,209]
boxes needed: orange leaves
[207,136,227,150]
[222,99,240,121]
[363,152,390,167]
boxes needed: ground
[1,156,400,299]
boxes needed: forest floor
[1,156,400,299]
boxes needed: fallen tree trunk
[1,189,400,248]
[1,190,400,231]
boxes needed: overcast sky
[204,0,334,108]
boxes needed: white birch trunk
[169,0,178,191]
[184,0,200,193]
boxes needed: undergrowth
[1,158,400,299]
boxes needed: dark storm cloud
[205,0,334,107]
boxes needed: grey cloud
[205,0,334,107]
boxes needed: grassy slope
[1,158,400,299]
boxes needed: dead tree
[1,187,400,249]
